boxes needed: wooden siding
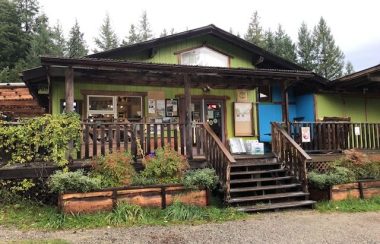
[121,35,254,69]
[315,94,380,122]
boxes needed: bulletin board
[234,102,254,136]
[147,91,165,117]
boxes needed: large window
[180,47,229,67]
[87,95,142,121]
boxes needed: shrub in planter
[91,151,137,187]
[308,166,356,190]
[141,146,190,184]
[48,170,101,193]
[183,168,219,190]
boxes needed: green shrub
[183,168,219,190]
[336,158,380,180]
[91,151,137,187]
[0,113,81,166]
[308,166,356,189]
[107,203,145,224]
[131,175,159,186]
[141,146,190,183]
[164,201,206,221]
[48,170,101,193]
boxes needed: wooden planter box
[58,184,209,214]
[309,179,380,201]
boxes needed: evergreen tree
[344,61,354,76]
[137,10,152,41]
[0,0,29,70]
[297,22,316,70]
[160,28,168,37]
[13,0,39,34]
[244,11,264,47]
[263,29,275,51]
[272,24,297,62]
[170,28,175,35]
[312,17,345,79]
[94,14,119,52]
[67,20,88,58]
[24,14,56,67]
[122,24,140,45]
[51,21,66,56]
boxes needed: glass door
[204,100,224,141]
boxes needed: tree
[24,14,56,67]
[160,28,168,37]
[313,17,345,79]
[67,20,88,58]
[13,0,39,34]
[263,29,275,51]
[297,22,316,70]
[344,61,354,76]
[122,24,140,45]
[51,21,66,56]
[93,14,119,52]
[244,11,264,47]
[272,25,297,62]
[137,10,152,41]
[0,0,29,70]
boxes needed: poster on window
[156,100,165,117]
[301,127,311,143]
[165,99,178,117]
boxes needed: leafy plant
[164,201,206,221]
[131,175,159,186]
[183,168,219,190]
[308,166,356,189]
[107,203,145,224]
[48,170,101,193]
[91,151,137,187]
[334,151,380,179]
[141,146,190,183]
[0,113,81,166]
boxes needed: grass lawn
[316,196,380,212]
[0,198,247,230]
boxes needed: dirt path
[0,210,379,244]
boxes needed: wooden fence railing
[287,122,380,152]
[194,122,236,201]
[81,122,187,159]
[272,122,311,193]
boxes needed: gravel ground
[0,210,379,244]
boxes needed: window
[87,95,143,121]
[180,47,229,67]
[258,85,272,103]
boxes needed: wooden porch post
[65,67,74,113]
[282,82,289,125]
[184,74,193,159]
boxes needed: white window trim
[179,46,229,67]
[87,95,117,118]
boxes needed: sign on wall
[301,127,311,143]
[234,102,254,136]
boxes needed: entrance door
[204,100,224,141]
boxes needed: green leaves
[0,113,81,166]
[183,168,219,190]
[48,170,101,193]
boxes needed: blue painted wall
[258,87,315,142]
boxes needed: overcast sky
[39,0,380,71]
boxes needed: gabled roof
[88,24,307,71]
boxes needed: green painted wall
[315,94,380,122]
[122,35,254,68]
[52,81,258,140]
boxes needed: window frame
[176,45,232,68]
[87,95,117,118]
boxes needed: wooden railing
[80,122,186,159]
[287,122,380,152]
[194,122,236,200]
[272,122,311,193]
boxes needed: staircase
[227,155,315,212]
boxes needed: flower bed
[309,179,380,201]
[58,184,208,214]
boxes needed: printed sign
[301,127,311,143]
[355,126,361,136]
